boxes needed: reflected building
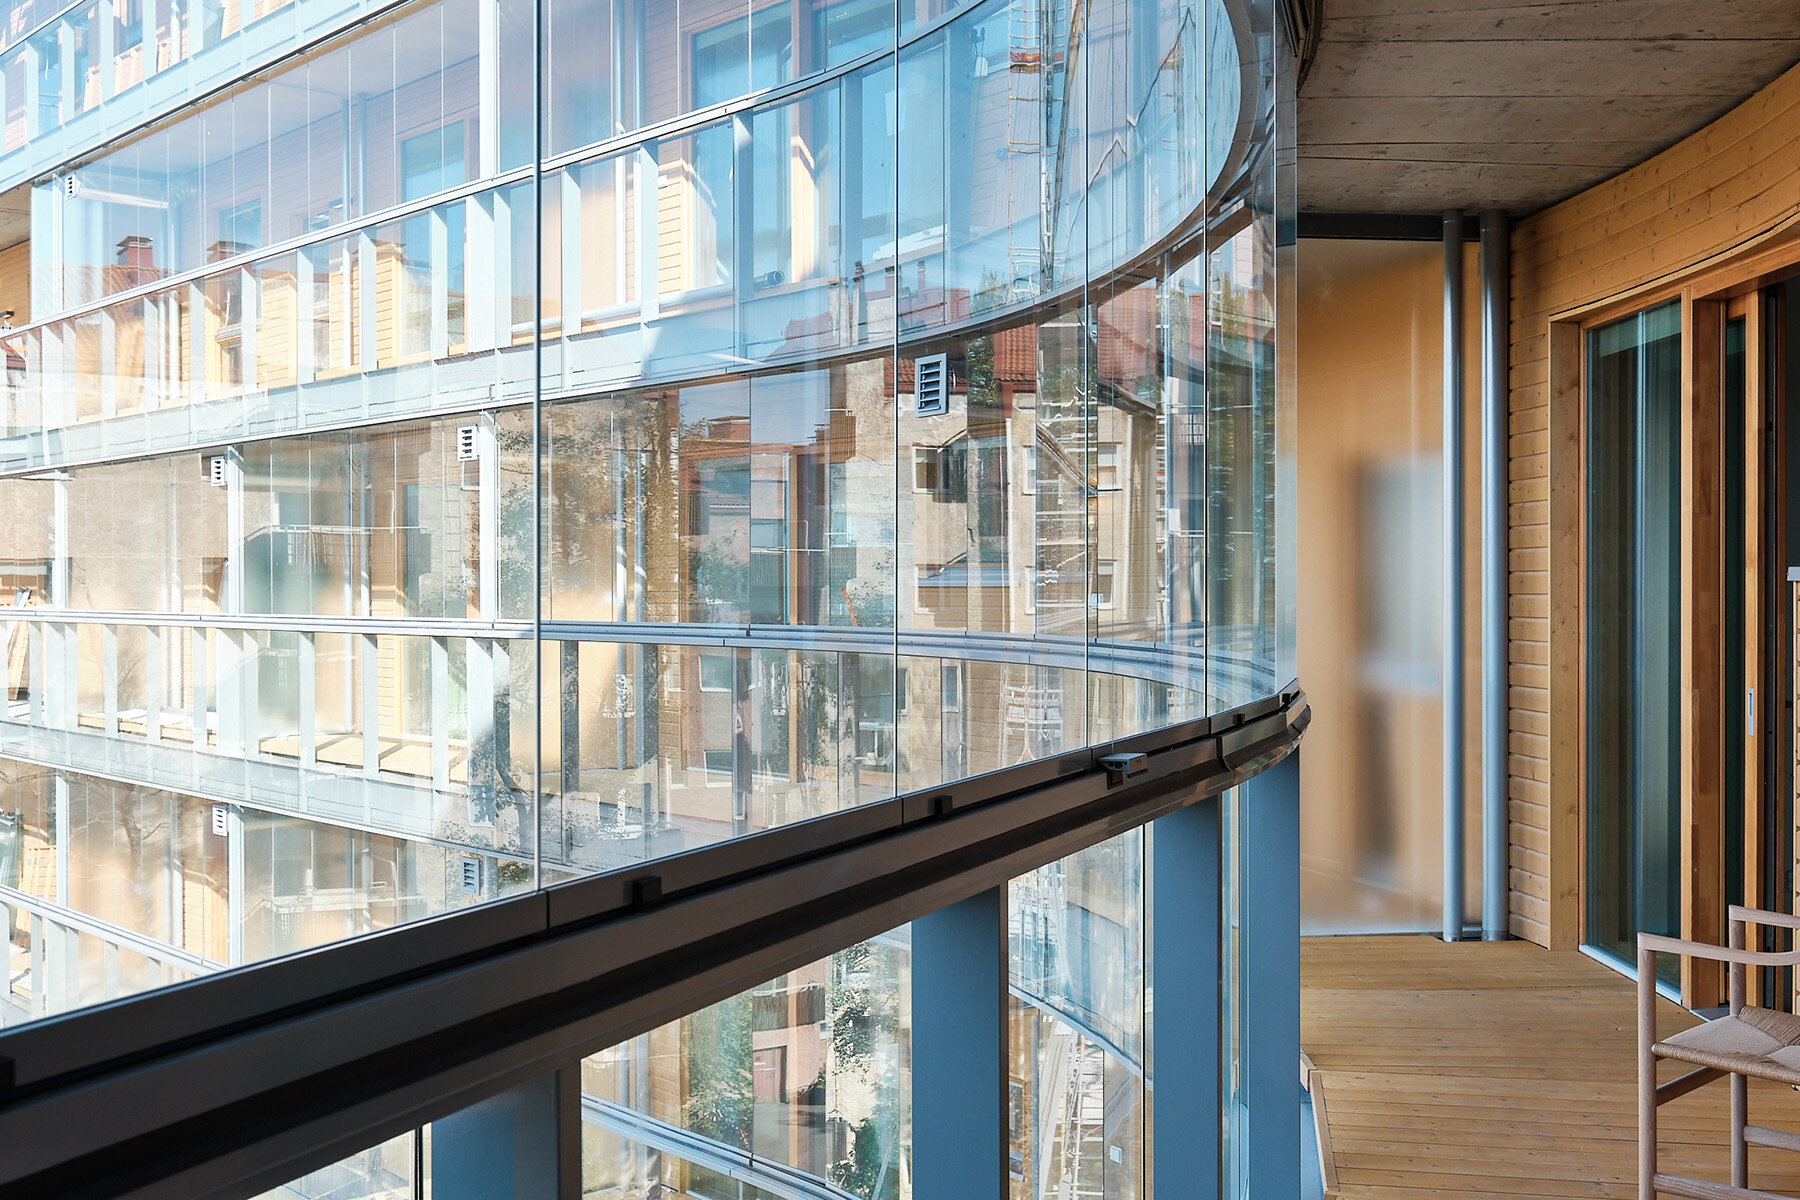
[0,0,1292,1197]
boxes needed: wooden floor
[1301,936,1800,1199]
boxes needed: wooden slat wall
[1509,62,1800,947]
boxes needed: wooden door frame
[1727,291,1770,1006]
[1545,228,1800,1009]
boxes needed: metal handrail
[0,683,1305,1198]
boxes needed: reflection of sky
[1208,0,1245,187]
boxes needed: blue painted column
[1243,749,1301,1200]
[912,886,1009,1200]
[1152,793,1223,1199]
[432,1065,581,1200]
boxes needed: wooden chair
[1640,906,1800,1199]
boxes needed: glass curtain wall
[1,14,1288,1199]
[0,0,1291,1193]
[1585,300,1681,975]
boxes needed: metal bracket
[1098,752,1148,787]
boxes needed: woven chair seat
[1654,1006,1800,1087]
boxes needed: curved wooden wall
[1510,61,1800,947]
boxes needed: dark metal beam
[0,690,1309,1200]
[1298,212,1483,241]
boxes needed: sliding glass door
[1585,301,1681,977]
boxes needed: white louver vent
[211,805,229,836]
[62,175,80,199]
[457,423,479,461]
[914,354,949,417]
[206,455,227,486]
[460,855,483,894]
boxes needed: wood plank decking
[1301,935,1800,1199]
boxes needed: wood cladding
[1510,62,1800,948]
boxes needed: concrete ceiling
[1299,0,1800,218]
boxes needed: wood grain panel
[1680,296,1725,1009]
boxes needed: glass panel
[582,933,910,1199]
[1291,238,1479,934]
[253,1131,419,1200]
[0,0,1287,1063]
[1585,299,1682,976]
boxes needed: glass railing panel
[254,1130,420,1200]
[65,453,224,612]
[564,824,1174,1200]
[582,932,911,1199]
[239,803,528,963]
[0,759,55,903]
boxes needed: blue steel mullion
[1152,791,1223,1198]
[912,885,1009,1200]
[1241,746,1299,1200]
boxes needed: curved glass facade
[0,4,1292,1192]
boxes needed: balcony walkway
[1301,935,1800,1198]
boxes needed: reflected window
[116,0,144,51]
[1093,561,1116,610]
[1094,444,1121,490]
[812,0,891,67]
[751,1045,785,1102]
[400,123,467,203]
[699,653,733,693]
[913,445,945,493]
[216,199,261,260]
[692,4,792,110]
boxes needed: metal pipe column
[1479,210,1510,940]
[1442,211,1466,943]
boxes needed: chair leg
[1640,950,1658,1200]
[1731,1070,1748,1189]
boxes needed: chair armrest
[1729,905,1800,932]
[1639,931,1800,967]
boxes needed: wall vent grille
[914,354,949,417]
[457,424,479,462]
